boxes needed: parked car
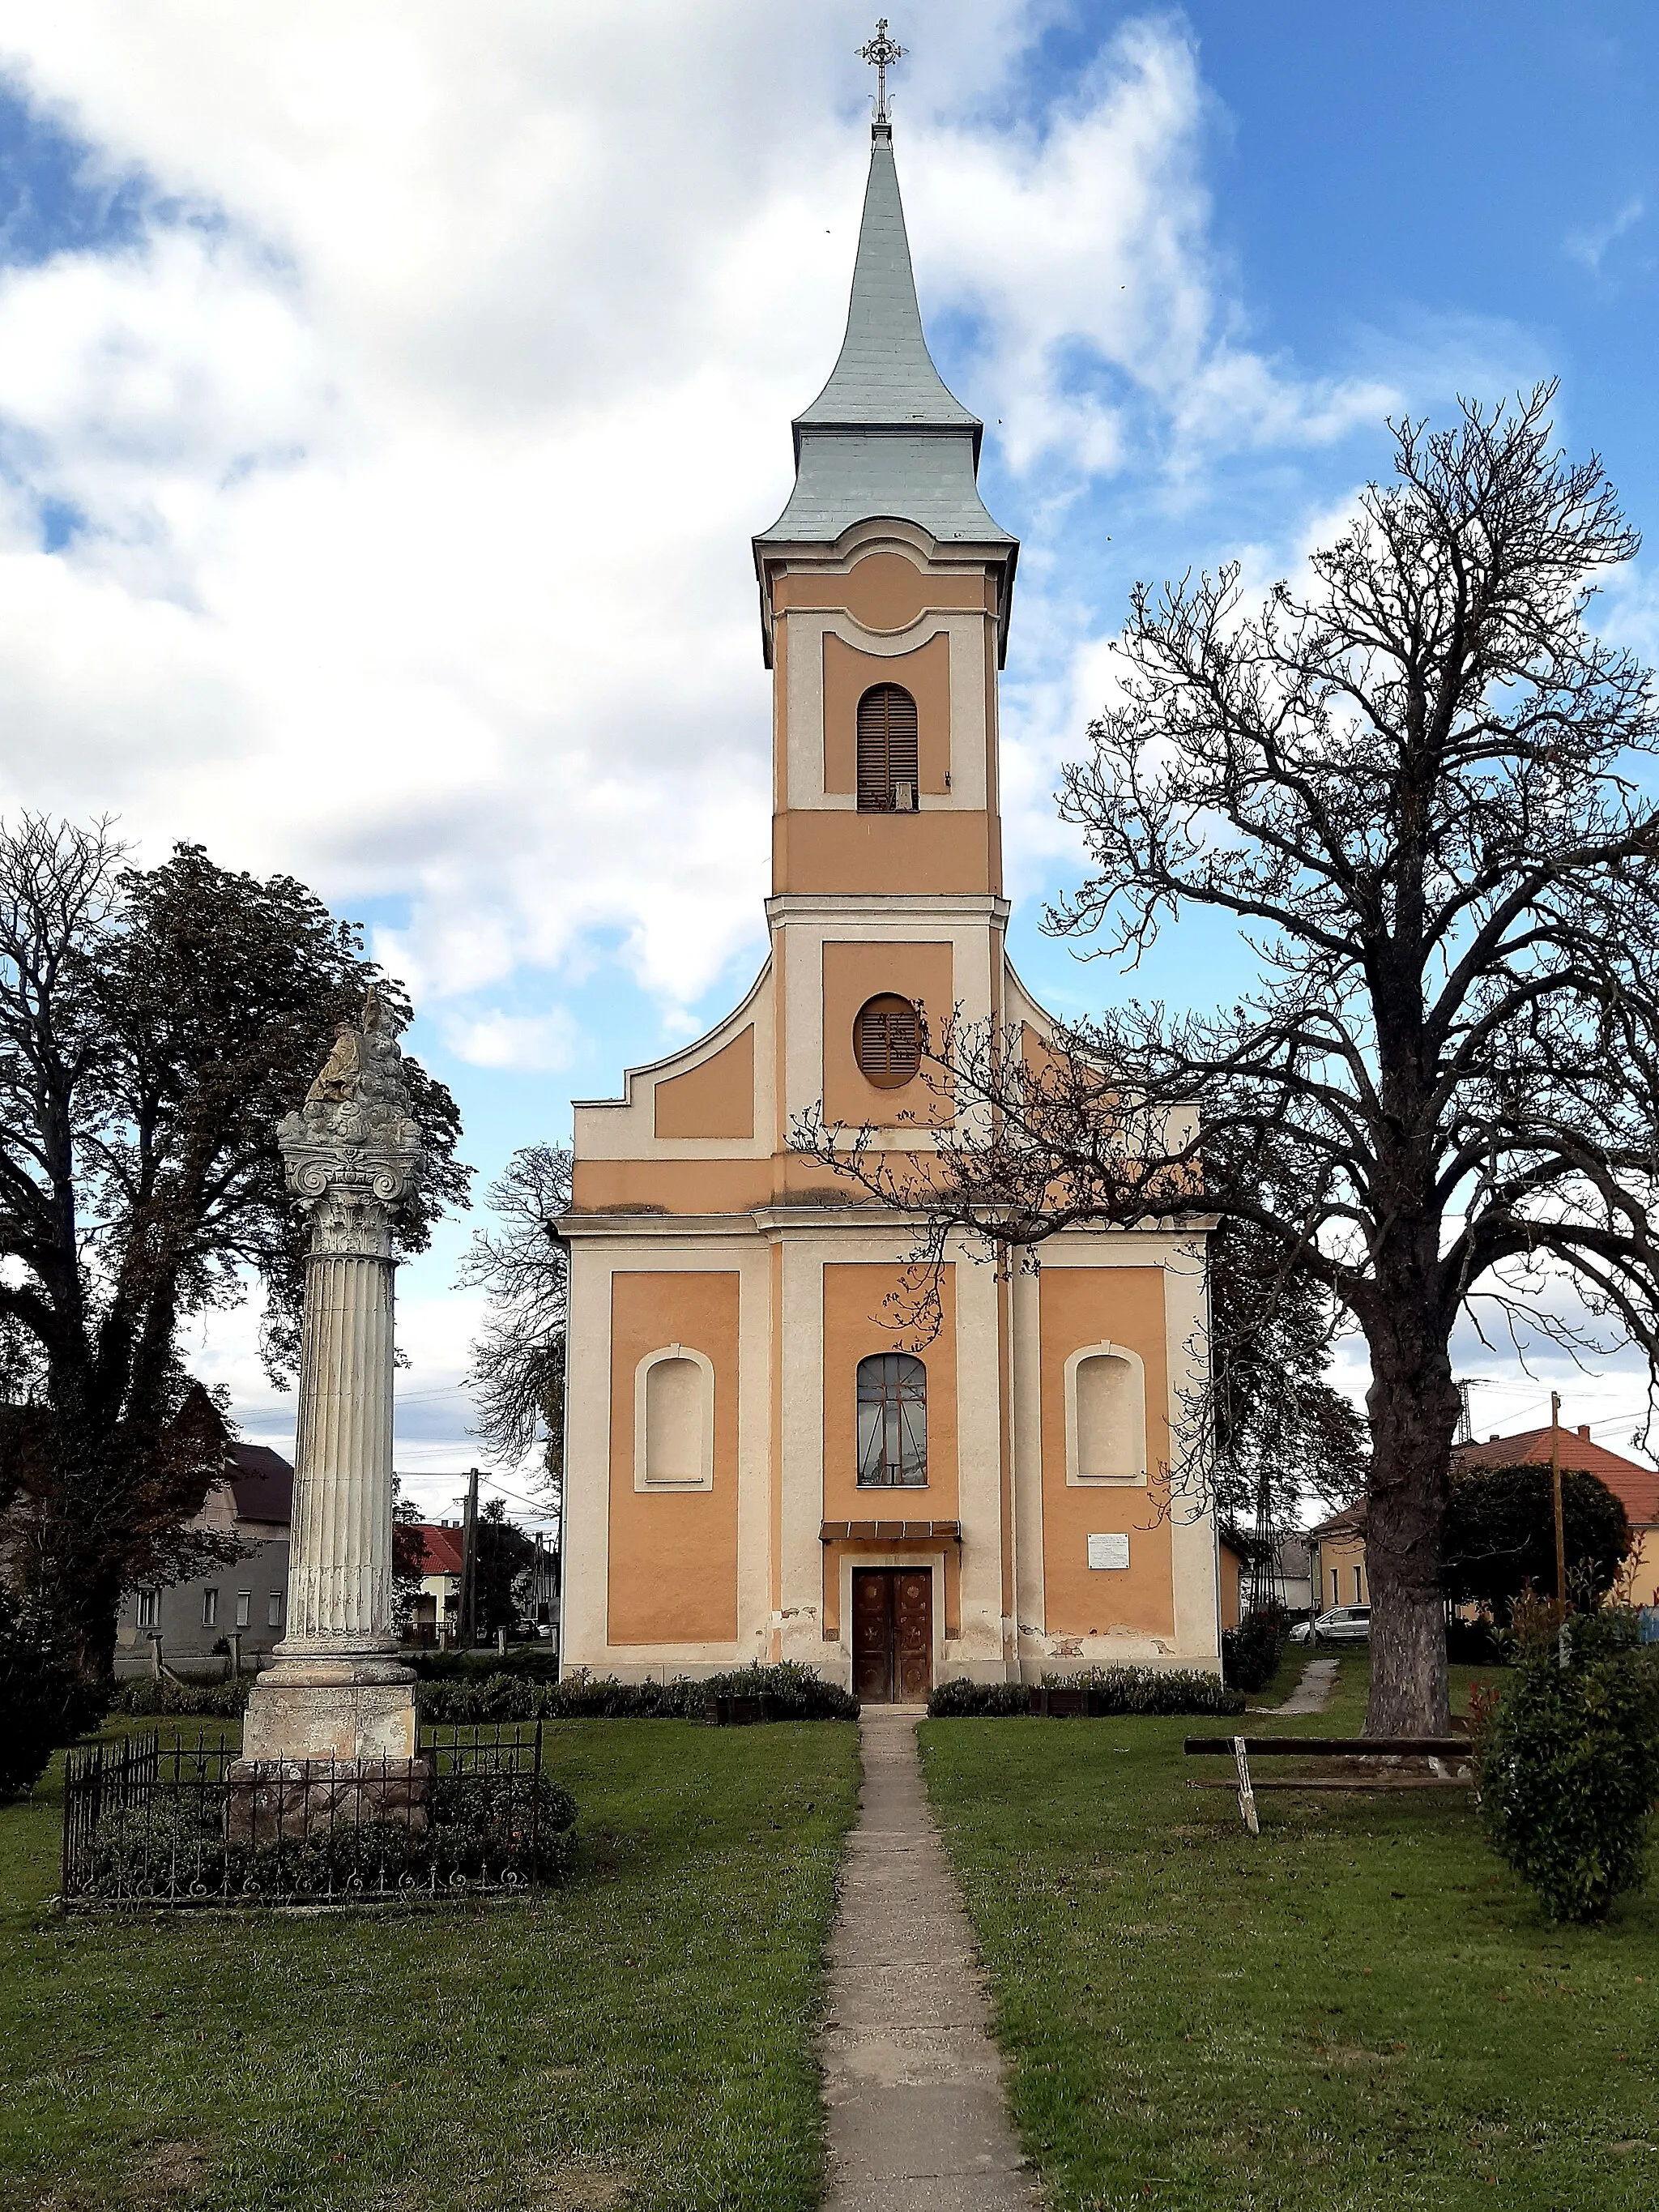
[1289,1605,1371,1644]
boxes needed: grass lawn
[0,1718,859,2212]
[921,1653,1659,2211]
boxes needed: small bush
[0,1593,107,1801]
[1222,1604,1290,1693]
[109,1674,253,1719]
[927,1668,1243,1719]
[1473,1601,1659,1924]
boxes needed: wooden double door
[852,1567,933,1704]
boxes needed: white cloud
[1566,194,1645,275]
[439,1006,582,1073]
[0,2,1425,1028]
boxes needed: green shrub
[927,1668,1243,1719]
[108,1673,253,1719]
[0,1592,106,1800]
[1473,1602,1659,1923]
[1222,1603,1290,1693]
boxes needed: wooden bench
[1183,1734,1476,1834]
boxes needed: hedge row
[928,1667,1245,1719]
[414,1659,859,1723]
[108,1673,253,1719]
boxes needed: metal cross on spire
[859,17,905,123]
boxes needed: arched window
[854,993,921,1088]
[1064,1342,1148,1484]
[633,1344,714,1490]
[857,1353,928,1487]
[856,684,919,812]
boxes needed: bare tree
[459,1144,570,1506]
[795,389,1659,1736]
[0,820,468,1680]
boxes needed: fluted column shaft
[284,1227,398,1651]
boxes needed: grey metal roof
[757,122,1014,553]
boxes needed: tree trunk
[1363,1312,1458,1737]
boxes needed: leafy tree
[796,390,1659,1735]
[1444,1461,1631,1616]
[474,1497,537,1638]
[0,820,468,1681]
[459,1145,570,1506]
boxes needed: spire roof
[793,121,980,453]
[756,120,1014,562]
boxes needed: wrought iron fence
[60,1721,575,1910]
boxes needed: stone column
[241,991,424,1764]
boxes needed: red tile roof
[410,1522,465,1576]
[1453,1425,1659,1527]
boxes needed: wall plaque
[1087,1532,1130,1571]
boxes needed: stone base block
[242,1660,416,1762]
[224,1756,432,1844]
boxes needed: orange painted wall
[654,1026,755,1140]
[821,939,955,1128]
[1317,1535,1369,1611]
[823,633,951,796]
[1038,1267,1175,1638]
[607,1271,740,1645]
[773,809,998,898]
[821,1262,959,1637]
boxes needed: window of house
[137,1589,160,1630]
[1330,1567,1340,1607]
[1354,1565,1364,1605]
[202,1587,219,1628]
[1064,1343,1148,1484]
[856,1353,928,1486]
[634,1345,715,1490]
[236,1591,251,1629]
[267,1591,283,1629]
[854,993,921,1088]
[856,684,919,811]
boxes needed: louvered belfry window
[855,993,922,1088]
[856,684,919,811]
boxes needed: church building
[557,108,1221,1699]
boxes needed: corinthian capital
[278,988,424,1253]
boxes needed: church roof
[757,120,1014,553]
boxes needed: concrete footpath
[819,1706,1041,2212]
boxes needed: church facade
[558,114,1220,1698]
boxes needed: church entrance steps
[820,1707,1039,2210]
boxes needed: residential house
[114,1441,293,1676]
[1308,1420,1659,1612]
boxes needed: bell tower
[753,108,1018,1155]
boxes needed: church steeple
[755,105,1015,613]
[792,123,980,452]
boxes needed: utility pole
[458,1466,480,1646]
[1550,1392,1567,1608]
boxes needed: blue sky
[1,3,1657,1517]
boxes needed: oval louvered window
[856,684,919,812]
[854,993,922,1089]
